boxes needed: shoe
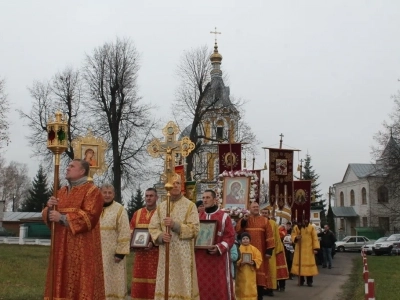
[322,265,327,268]
[265,289,274,297]
[280,287,285,292]
[328,266,332,269]
[307,283,313,287]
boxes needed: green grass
[339,255,400,300]
[0,244,134,300]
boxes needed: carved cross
[147,121,195,184]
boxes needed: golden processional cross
[147,121,195,300]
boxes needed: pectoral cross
[210,27,221,43]
[147,121,195,185]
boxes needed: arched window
[377,186,389,203]
[216,120,224,141]
[361,188,367,205]
[350,190,355,206]
[340,191,344,207]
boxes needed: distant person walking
[318,224,336,269]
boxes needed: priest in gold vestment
[42,159,105,300]
[291,220,319,286]
[149,176,200,300]
[100,184,131,300]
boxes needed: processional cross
[147,121,195,300]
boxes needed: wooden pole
[49,153,60,300]
[164,190,171,299]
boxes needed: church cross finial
[210,27,221,43]
[279,133,284,149]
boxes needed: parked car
[336,236,374,252]
[391,242,400,255]
[373,234,400,255]
[361,237,388,255]
[0,227,15,237]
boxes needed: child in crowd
[235,232,262,300]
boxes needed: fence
[361,249,375,300]
[0,236,50,246]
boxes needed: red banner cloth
[292,180,312,224]
[218,143,242,173]
[269,149,294,210]
[175,165,185,194]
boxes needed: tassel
[264,162,267,170]
[243,158,247,168]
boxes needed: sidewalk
[262,252,355,300]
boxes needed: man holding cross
[149,174,200,300]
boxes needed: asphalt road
[262,252,356,300]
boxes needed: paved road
[262,252,356,300]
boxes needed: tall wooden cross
[146,121,195,300]
[210,27,221,43]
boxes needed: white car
[373,234,400,255]
[361,237,387,255]
[336,236,374,252]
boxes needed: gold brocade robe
[268,219,289,288]
[236,215,275,288]
[100,201,131,300]
[291,224,319,276]
[235,244,262,300]
[42,182,105,300]
[149,196,200,300]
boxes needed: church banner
[269,149,294,210]
[292,180,312,224]
[218,143,242,173]
[175,165,185,194]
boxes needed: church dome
[210,42,223,64]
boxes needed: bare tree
[83,37,157,203]
[172,45,258,180]
[18,68,84,170]
[371,91,400,228]
[0,161,30,211]
[0,78,10,148]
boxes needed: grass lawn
[339,254,400,300]
[0,244,134,300]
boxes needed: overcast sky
[1,1,399,199]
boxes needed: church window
[362,217,368,227]
[361,188,367,205]
[377,186,389,203]
[340,191,344,207]
[350,190,355,206]
[216,120,224,141]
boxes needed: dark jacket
[318,230,336,248]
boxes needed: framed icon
[195,220,218,249]
[242,253,252,263]
[223,176,251,209]
[131,228,151,248]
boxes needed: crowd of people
[42,159,335,300]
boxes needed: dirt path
[262,252,356,300]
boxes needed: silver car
[336,236,374,252]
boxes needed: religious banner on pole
[292,180,312,224]
[175,165,185,194]
[268,149,294,211]
[218,143,242,173]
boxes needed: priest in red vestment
[42,159,105,300]
[130,187,159,300]
[195,190,236,300]
[236,201,275,300]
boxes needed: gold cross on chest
[147,121,195,182]
[210,27,221,43]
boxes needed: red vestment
[236,215,275,288]
[195,209,235,300]
[130,208,159,300]
[42,182,105,300]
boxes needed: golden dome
[210,42,223,64]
